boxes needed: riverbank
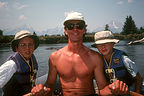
[1,33,144,48]
[0,43,10,48]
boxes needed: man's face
[16,37,34,60]
[64,20,86,42]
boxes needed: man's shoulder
[87,48,101,56]
[85,48,102,62]
[50,47,66,57]
[85,49,103,67]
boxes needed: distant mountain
[109,21,123,33]
[91,21,123,33]
[41,20,123,35]
[3,25,65,36]
[3,25,90,36]
[40,27,64,36]
[3,25,35,35]
[3,20,123,35]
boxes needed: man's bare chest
[56,55,93,78]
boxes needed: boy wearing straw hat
[93,30,143,94]
[0,30,39,96]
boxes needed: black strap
[15,71,34,75]
[114,66,125,71]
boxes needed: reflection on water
[0,43,67,77]
[0,41,144,79]
[0,47,13,65]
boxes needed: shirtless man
[30,11,128,96]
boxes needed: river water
[0,41,144,82]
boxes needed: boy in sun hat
[30,11,128,96]
[11,30,39,52]
[0,30,39,96]
[93,30,143,94]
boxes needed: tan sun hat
[94,30,119,44]
[63,11,85,25]
[11,30,39,52]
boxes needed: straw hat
[11,30,39,52]
[91,31,119,48]
[94,31,119,44]
[64,11,85,25]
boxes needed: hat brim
[11,35,39,52]
[95,39,119,44]
[64,20,85,25]
[91,39,119,48]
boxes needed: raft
[35,74,144,95]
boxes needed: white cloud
[117,0,133,5]
[14,2,28,10]
[0,1,8,8]
[128,0,133,3]
[19,15,27,20]
[117,1,123,5]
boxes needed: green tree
[105,24,109,31]
[0,29,3,36]
[139,27,144,34]
[121,16,138,35]
[33,31,37,36]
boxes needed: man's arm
[93,53,112,95]
[31,53,58,96]
[44,55,58,95]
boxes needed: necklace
[104,52,114,80]
[19,53,36,86]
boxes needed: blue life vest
[103,48,135,86]
[2,52,38,96]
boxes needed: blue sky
[0,0,144,35]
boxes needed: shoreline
[0,43,11,48]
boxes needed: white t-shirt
[0,60,17,88]
[122,55,138,78]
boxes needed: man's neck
[67,41,84,53]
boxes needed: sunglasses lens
[77,22,85,29]
[66,23,74,30]
[66,22,85,30]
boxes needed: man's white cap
[64,11,85,25]
[94,31,119,44]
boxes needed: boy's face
[16,37,34,60]
[96,42,114,56]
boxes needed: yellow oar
[129,91,143,96]
[23,91,143,96]
[23,93,32,96]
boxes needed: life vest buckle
[105,68,117,83]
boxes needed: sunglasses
[65,22,85,30]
